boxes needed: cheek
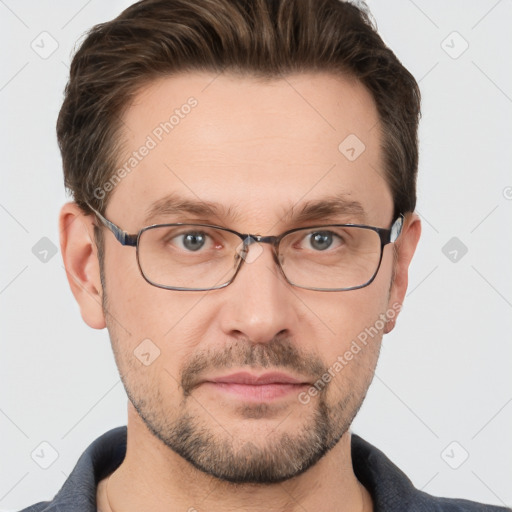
[103,245,207,339]
[104,273,218,391]
[308,268,391,382]
[318,300,384,410]
[319,288,389,346]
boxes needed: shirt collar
[42,427,418,511]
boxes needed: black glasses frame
[86,202,404,292]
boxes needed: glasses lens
[279,225,382,290]
[137,224,383,291]
[138,225,242,290]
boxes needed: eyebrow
[143,194,232,225]
[289,194,366,224]
[143,192,366,226]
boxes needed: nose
[217,241,298,344]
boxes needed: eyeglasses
[86,202,403,292]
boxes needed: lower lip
[203,382,309,402]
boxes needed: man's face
[98,72,398,483]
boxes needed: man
[18,0,510,511]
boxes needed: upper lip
[206,371,310,385]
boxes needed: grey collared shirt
[17,426,511,511]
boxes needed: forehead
[109,71,392,230]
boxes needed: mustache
[180,335,327,396]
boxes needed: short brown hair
[57,0,421,220]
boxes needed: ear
[59,202,106,329]
[384,212,421,334]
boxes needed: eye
[303,230,343,251]
[174,231,211,252]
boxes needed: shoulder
[13,427,127,512]
[15,503,51,512]
[409,491,511,511]
[350,432,511,512]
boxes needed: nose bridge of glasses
[243,234,278,246]
[235,234,286,286]
[240,234,280,256]
[237,234,281,267]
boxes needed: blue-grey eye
[181,232,207,251]
[309,231,334,251]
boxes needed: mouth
[201,371,312,402]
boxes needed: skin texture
[59,72,421,512]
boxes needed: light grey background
[1,0,511,509]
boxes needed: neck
[98,406,373,512]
